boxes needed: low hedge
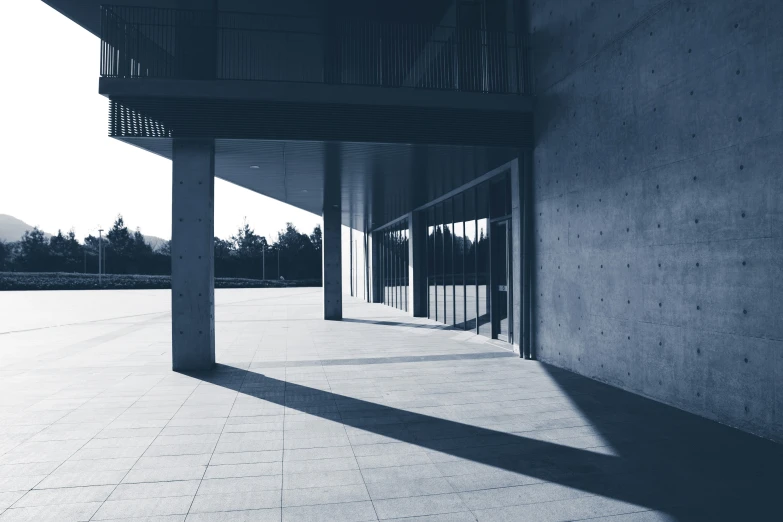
[0,272,320,291]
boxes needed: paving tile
[14,485,115,507]
[92,496,194,520]
[142,443,217,457]
[365,478,455,501]
[122,466,205,484]
[0,491,25,511]
[472,496,651,522]
[196,475,281,495]
[56,458,137,474]
[34,471,127,489]
[360,464,443,484]
[209,450,282,465]
[282,484,370,507]
[109,480,201,500]
[189,490,281,512]
[185,509,280,522]
[203,461,282,479]
[373,493,468,520]
[283,446,355,461]
[134,454,211,469]
[384,514,477,522]
[282,500,378,522]
[0,476,46,493]
[0,501,102,522]
[459,482,590,510]
[283,469,365,489]
[283,456,359,474]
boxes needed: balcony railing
[100,6,531,95]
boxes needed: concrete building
[41,0,781,448]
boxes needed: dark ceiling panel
[118,137,519,233]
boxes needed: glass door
[491,219,512,343]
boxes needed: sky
[0,1,321,242]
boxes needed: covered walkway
[0,288,780,521]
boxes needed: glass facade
[378,219,409,312]
[372,172,512,342]
[424,173,510,339]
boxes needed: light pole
[277,247,280,279]
[262,242,265,280]
[98,228,104,285]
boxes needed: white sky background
[0,1,321,242]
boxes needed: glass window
[399,224,404,312]
[453,193,465,329]
[477,182,490,337]
[393,226,398,310]
[464,187,477,331]
[385,229,389,308]
[490,171,511,218]
[427,207,436,319]
[434,203,443,322]
[443,198,453,326]
[403,225,409,312]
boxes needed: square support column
[171,139,215,371]
[370,231,383,303]
[322,143,342,320]
[408,211,427,317]
[510,155,523,357]
[522,151,534,359]
[510,152,533,359]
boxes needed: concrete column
[510,156,523,357]
[171,139,215,371]
[522,152,534,359]
[322,143,342,320]
[510,152,533,359]
[408,212,427,317]
[370,232,383,303]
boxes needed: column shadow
[183,364,782,521]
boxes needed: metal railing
[100,5,530,95]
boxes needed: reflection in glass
[477,182,490,337]
[427,207,436,319]
[434,203,443,322]
[464,188,477,331]
[393,226,398,310]
[403,226,409,312]
[378,219,409,312]
[443,198,453,326]
[453,194,465,329]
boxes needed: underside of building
[43,0,782,442]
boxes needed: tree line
[0,215,322,281]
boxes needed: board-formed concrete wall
[526,0,782,441]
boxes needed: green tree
[231,221,267,258]
[18,227,49,271]
[276,223,320,280]
[106,215,133,259]
[310,225,322,256]
[0,241,8,271]
[48,229,82,272]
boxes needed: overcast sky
[0,1,321,242]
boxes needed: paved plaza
[0,288,780,521]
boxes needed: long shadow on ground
[184,363,782,521]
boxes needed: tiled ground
[0,288,780,522]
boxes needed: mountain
[0,214,51,243]
[143,235,168,251]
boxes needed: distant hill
[0,214,167,250]
[0,214,51,243]
[144,235,168,251]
